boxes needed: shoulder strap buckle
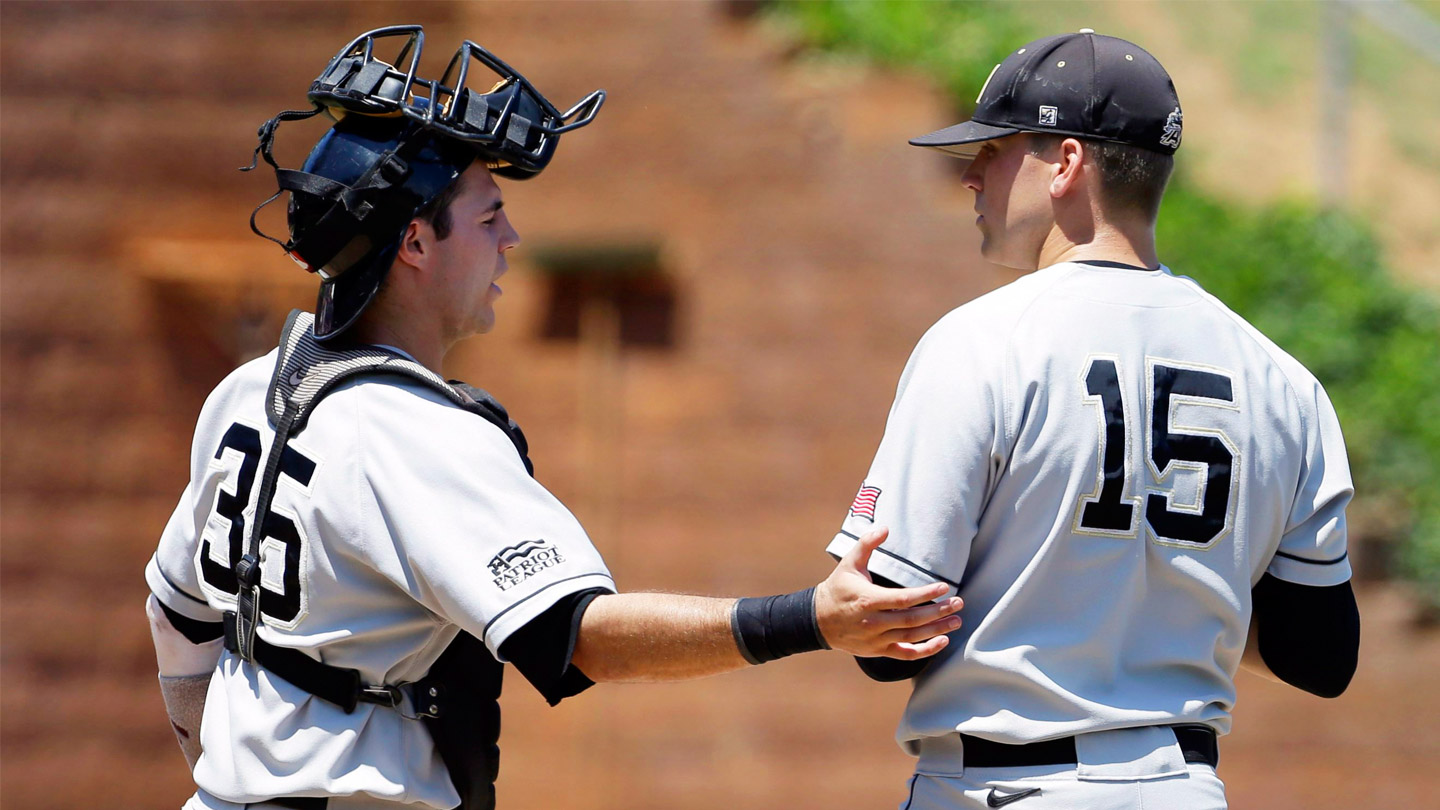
[234,553,261,589]
[359,684,404,708]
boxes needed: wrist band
[730,586,830,665]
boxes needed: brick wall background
[2,3,1435,808]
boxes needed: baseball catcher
[145,25,963,810]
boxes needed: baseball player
[826,31,1361,809]
[144,27,962,810]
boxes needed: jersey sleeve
[500,587,608,705]
[1267,377,1353,587]
[145,481,223,623]
[825,315,1009,597]
[358,384,616,659]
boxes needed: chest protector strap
[224,309,524,809]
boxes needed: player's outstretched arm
[570,528,963,683]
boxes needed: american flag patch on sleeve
[849,483,882,521]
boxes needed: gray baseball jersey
[146,347,615,808]
[827,261,1352,750]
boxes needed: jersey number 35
[199,422,318,624]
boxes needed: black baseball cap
[910,30,1183,158]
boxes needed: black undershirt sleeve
[500,587,610,706]
[1251,572,1360,698]
[157,599,225,644]
[854,573,935,683]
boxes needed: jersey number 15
[1073,357,1239,549]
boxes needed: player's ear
[394,219,431,270]
[1050,137,1086,199]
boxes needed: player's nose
[498,212,520,252]
[960,159,983,193]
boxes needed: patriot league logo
[489,539,566,590]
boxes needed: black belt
[258,799,327,810]
[959,724,1218,769]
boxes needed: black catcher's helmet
[244,25,605,341]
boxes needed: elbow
[1252,574,1361,699]
[568,642,616,683]
[1279,664,1355,699]
[1269,640,1358,699]
[1311,673,1354,699]
[569,632,649,684]
[1275,659,1356,698]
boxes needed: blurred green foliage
[1159,189,1440,599]
[774,0,1440,602]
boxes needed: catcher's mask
[243,25,605,341]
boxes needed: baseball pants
[901,726,1228,810]
[185,789,437,810]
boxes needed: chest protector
[222,310,530,810]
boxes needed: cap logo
[1160,106,1183,148]
[1038,106,1058,127]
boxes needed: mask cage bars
[310,25,426,118]
[308,25,605,166]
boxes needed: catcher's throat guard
[243,25,604,340]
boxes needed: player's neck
[347,316,447,375]
[1037,221,1158,271]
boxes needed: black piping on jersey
[1074,259,1160,272]
[155,566,211,607]
[839,529,962,589]
[480,572,617,644]
[1273,549,1349,566]
[901,774,920,810]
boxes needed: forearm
[570,529,963,683]
[571,593,748,682]
[147,595,222,769]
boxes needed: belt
[256,800,327,810]
[959,724,1218,769]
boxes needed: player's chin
[469,304,498,336]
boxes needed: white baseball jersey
[827,261,1352,750]
[146,347,615,808]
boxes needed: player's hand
[814,527,963,660]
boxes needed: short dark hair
[413,173,467,240]
[1027,134,1174,221]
